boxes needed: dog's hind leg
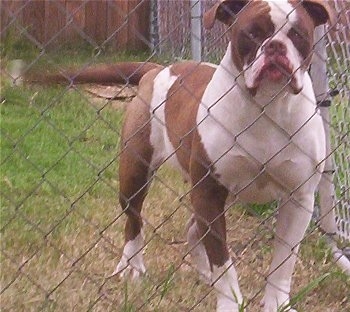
[113,117,153,279]
[113,140,152,279]
[113,69,162,279]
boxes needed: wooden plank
[136,0,151,50]
[127,0,137,49]
[107,0,129,50]
[66,0,86,43]
[107,0,122,48]
[44,0,66,47]
[127,0,150,50]
[95,0,108,43]
[85,0,107,45]
[22,0,46,45]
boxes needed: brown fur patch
[162,62,230,267]
[229,1,272,71]
[189,129,230,267]
[288,0,326,69]
[164,62,216,173]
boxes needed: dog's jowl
[39,1,336,311]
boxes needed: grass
[1,43,350,311]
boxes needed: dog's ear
[301,0,336,27]
[203,0,249,29]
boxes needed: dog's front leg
[262,194,314,312]
[190,156,244,312]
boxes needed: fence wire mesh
[1,1,349,312]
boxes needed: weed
[122,282,136,312]
[157,264,175,307]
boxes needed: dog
[32,1,336,311]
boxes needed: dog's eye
[288,26,311,59]
[246,28,263,41]
[238,28,264,60]
[248,31,257,40]
[289,27,304,43]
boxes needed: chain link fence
[1,1,349,311]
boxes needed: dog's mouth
[248,56,301,96]
[257,56,293,83]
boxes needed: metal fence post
[150,0,160,54]
[190,0,202,61]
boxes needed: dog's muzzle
[250,40,302,95]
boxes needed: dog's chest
[208,134,304,202]
[197,93,323,203]
[215,150,308,203]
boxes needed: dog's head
[204,0,335,95]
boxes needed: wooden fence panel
[44,0,66,47]
[1,0,150,51]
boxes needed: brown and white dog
[34,1,338,311]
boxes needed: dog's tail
[25,62,162,86]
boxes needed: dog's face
[204,0,335,95]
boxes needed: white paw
[112,253,146,279]
[214,260,244,312]
[216,297,242,312]
[262,288,295,312]
[112,233,146,279]
[261,297,296,312]
[262,304,296,312]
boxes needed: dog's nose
[264,40,287,56]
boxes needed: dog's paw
[261,299,296,312]
[216,298,242,312]
[112,253,146,280]
[261,292,296,312]
[262,304,296,312]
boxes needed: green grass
[1,42,349,311]
[1,79,123,244]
